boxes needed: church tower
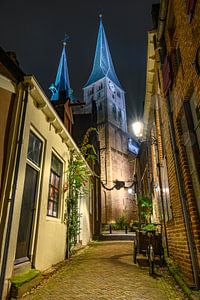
[83,16,127,133]
[84,16,136,224]
[49,39,73,134]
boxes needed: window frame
[47,152,63,218]
[180,98,200,215]
[16,128,44,263]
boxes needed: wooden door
[15,164,38,263]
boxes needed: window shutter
[183,101,200,179]
[186,0,197,20]
[162,55,172,96]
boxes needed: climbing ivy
[66,154,90,250]
[80,127,98,163]
[138,195,152,224]
[66,127,98,253]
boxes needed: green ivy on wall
[66,154,90,250]
[65,127,98,253]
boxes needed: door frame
[14,128,45,266]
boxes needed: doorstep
[10,269,41,299]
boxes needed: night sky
[0,0,158,130]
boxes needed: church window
[97,92,101,99]
[112,94,115,99]
[98,102,102,111]
[118,110,122,121]
[117,91,121,98]
[98,82,103,90]
[88,87,94,96]
[112,104,117,120]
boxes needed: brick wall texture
[99,123,137,224]
[153,0,200,285]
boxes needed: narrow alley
[23,241,187,300]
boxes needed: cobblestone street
[23,241,188,300]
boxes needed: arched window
[118,110,122,121]
[112,104,117,120]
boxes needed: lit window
[47,154,62,218]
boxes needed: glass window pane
[47,201,53,216]
[47,154,62,217]
[27,132,42,166]
[52,154,62,175]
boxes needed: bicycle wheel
[133,240,137,264]
[149,245,154,276]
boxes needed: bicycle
[133,224,164,276]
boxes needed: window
[162,55,172,96]
[98,102,102,111]
[161,158,173,222]
[15,131,43,262]
[88,87,94,96]
[47,154,63,218]
[118,110,122,122]
[181,98,200,215]
[185,0,197,21]
[112,104,117,120]
[190,94,200,148]
[98,82,103,90]
[27,132,43,166]
[117,91,121,98]
[171,45,182,79]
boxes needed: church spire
[49,36,71,101]
[85,15,122,89]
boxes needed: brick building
[143,0,200,288]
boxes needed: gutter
[157,0,168,45]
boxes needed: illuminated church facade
[83,16,137,224]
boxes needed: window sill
[46,216,62,223]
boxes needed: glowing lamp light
[128,188,133,194]
[132,121,144,138]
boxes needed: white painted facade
[2,76,93,298]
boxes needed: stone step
[99,233,135,241]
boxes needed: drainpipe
[0,82,29,299]
[166,95,200,289]
[157,0,168,46]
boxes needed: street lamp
[132,121,144,139]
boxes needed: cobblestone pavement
[23,241,188,300]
